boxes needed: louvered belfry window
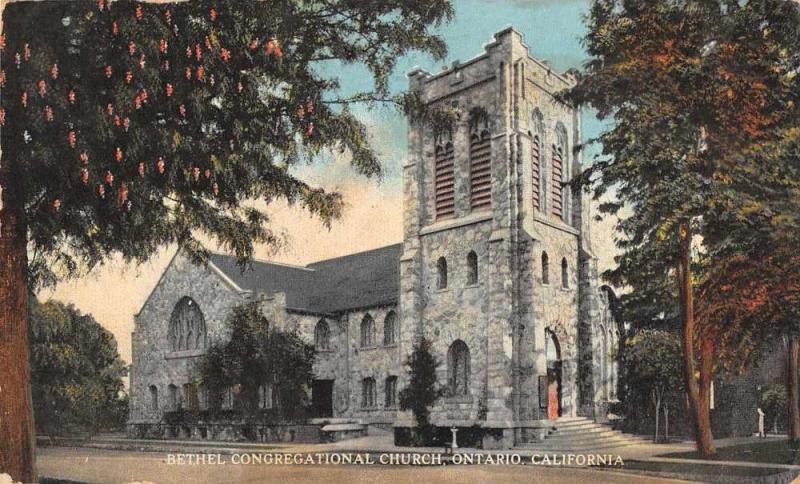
[434,140,456,219]
[551,144,564,219]
[469,109,492,211]
[531,134,541,211]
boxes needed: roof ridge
[209,252,316,272]
[306,243,402,266]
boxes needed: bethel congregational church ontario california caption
[128,29,623,449]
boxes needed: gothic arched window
[149,385,158,412]
[467,251,478,285]
[385,376,398,407]
[561,257,569,288]
[434,128,455,219]
[168,297,206,351]
[360,314,375,347]
[469,108,492,211]
[383,311,397,346]
[436,257,448,290]
[361,377,376,408]
[448,340,470,397]
[315,319,330,350]
[541,252,550,285]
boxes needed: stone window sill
[436,288,450,293]
[357,345,381,352]
[421,212,493,236]
[383,343,399,349]
[532,213,579,236]
[165,349,205,359]
[465,283,480,289]
[316,348,334,354]
[445,396,473,404]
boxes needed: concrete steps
[516,417,649,453]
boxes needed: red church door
[547,367,561,420]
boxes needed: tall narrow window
[434,135,456,219]
[447,340,470,397]
[168,297,206,351]
[383,311,397,346]
[552,123,568,221]
[551,145,564,219]
[436,257,448,289]
[167,384,178,411]
[469,108,492,210]
[561,258,569,288]
[531,134,542,211]
[541,252,550,285]
[315,319,330,350]
[385,376,398,407]
[531,110,544,212]
[258,384,273,409]
[183,383,198,410]
[149,385,159,413]
[467,251,478,285]
[361,377,376,408]
[360,314,375,347]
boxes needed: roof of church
[209,243,402,314]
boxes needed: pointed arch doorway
[545,329,562,420]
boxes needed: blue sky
[316,0,603,188]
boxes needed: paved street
[37,447,690,484]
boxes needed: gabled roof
[209,244,402,314]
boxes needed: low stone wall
[127,422,322,443]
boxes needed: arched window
[168,297,206,351]
[149,385,158,412]
[469,108,492,210]
[447,340,470,397]
[385,376,398,408]
[183,383,198,410]
[531,110,544,211]
[167,384,178,411]
[561,258,569,288]
[383,311,397,346]
[467,251,478,285]
[552,123,568,221]
[436,257,448,289]
[198,384,207,410]
[541,252,550,285]
[361,377,376,408]
[360,314,375,347]
[434,129,455,219]
[315,319,330,351]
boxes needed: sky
[19,0,619,366]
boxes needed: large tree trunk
[786,335,800,450]
[0,200,36,482]
[676,222,716,457]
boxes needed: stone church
[128,29,621,448]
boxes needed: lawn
[661,438,800,466]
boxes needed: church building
[128,28,621,448]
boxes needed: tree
[29,299,129,437]
[620,330,683,443]
[0,1,453,479]
[199,302,315,422]
[399,337,444,444]
[567,0,800,457]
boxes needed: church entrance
[545,330,562,419]
[311,379,334,418]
